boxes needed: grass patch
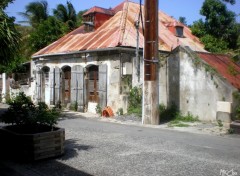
[168,123,190,127]
[128,106,142,117]
[160,104,199,127]
[173,112,200,123]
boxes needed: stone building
[6,1,239,122]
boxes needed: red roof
[33,1,206,57]
[83,6,115,16]
[197,52,240,90]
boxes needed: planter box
[230,120,240,134]
[0,125,65,161]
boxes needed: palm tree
[19,1,49,27]
[0,8,20,65]
[53,1,77,31]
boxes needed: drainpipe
[53,68,55,105]
[135,20,140,82]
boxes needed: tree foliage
[191,0,239,53]
[77,10,87,26]
[0,0,14,9]
[19,0,49,27]
[53,1,77,31]
[29,16,67,51]
[222,0,235,4]
[178,17,187,25]
[0,0,20,65]
[201,34,229,53]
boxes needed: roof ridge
[117,1,130,45]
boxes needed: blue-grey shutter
[54,67,61,104]
[76,65,84,112]
[71,66,77,103]
[36,68,42,103]
[49,67,54,105]
[98,64,107,109]
[71,65,84,112]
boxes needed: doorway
[41,66,50,102]
[61,66,71,105]
[87,65,99,103]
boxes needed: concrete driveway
[1,113,239,176]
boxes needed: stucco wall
[33,50,135,114]
[168,48,235,121]
[158,55,168,105]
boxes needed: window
[176,26,184,37]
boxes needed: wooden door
[62,67,71,105]
[88,65,99,103]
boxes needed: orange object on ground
[102,106,114,117]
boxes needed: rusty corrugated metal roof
[197,52,240,90]
[33,1,206,57]
[83,6,115,16]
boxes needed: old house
[7,1,239,122]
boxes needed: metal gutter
[32,47,139,59]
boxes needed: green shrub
[235,105,240,120]
[127,86,142,116]
[159,103,178,123]
[70,101,78,111]
[117,108,124,116]
[95,104,102,115]
[1,92,60,128]
[217,120,223,127]
[5,93,12,104]
[228,128,235,134]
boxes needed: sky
[5,0,240,26]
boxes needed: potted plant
[0,92,64,161]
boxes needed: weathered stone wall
[168,47,235,121]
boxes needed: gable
[197,52,240,90]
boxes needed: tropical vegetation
[191,0,240,56]
[1,0,86,73]
[0,0,20,65]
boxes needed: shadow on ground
[58,111,88,121]
[61,139,94,160]
[0,159,94,176]
[0,138,94,176]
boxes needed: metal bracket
[144,59,159,63]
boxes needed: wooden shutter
[49,67,54,105]
[98,64,108,109]
[71,66,77,103]
[54,67,61,104]
[36,68,42,103]
[71,65,84,112]
[76,65,84,112]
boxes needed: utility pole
[142,0,159,125]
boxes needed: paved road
[1,116,240,176]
